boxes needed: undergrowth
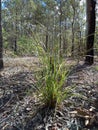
[33,43,78,109]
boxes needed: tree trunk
[63,18,67,55]
[45,27,48,51]
[59,0,62,57]
[85,0,96,65]
[0,0,3,69]
[71,21,75,57]
[14,6,18,52]
[71,2,75,57]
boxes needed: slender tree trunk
[0,0,3,69]
[45,33,48,51]
[63,18,67,55]
[85,0,96,65]
[45,27,48,51]
[71,21,75,56]
[71,3,75,57]
[59,0,62,57]
[78,30,81,56]
[14,6,18,52]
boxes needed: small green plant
[40,55,78,108]
[40,56,68,108]
[30,32,81,109]
[34,43,76,108]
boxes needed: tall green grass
[34,43,77,108]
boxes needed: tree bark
[14,4,18,52]
[59,0,62,57]
[85,0,96,65]
[71,1,75,57]
[0,0,3,69]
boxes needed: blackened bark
[85,0,96,65]
[59,0,62,57]
[45,32,48,51]
[71,21,75,56]
[71,2,75,57]
[0,0,3,69]
[14,6,18,52]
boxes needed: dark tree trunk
[14,6,18,52]
[59,0,62,57]
[0,0,3,69]
[45,27,48,51]
[71,2,75,57]
[14,38,17,52]
[63,18,67,55]
[71,22,74,57]
[85,0,96,65]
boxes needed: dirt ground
[0,56,98,130]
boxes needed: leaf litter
[0,57,98,130]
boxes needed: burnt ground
[0,57,98,130]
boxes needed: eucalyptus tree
[85,0,96,65]
[2,0,36,53]
[0,0,3,69]
[60,0,86,57]
[2,0,87,58]
[2,0,22,52]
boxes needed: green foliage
[95,66,98,71]
[2,0,86,58]
[34,43,76,108]
[40,57,68,108]
[17,36,35,56]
